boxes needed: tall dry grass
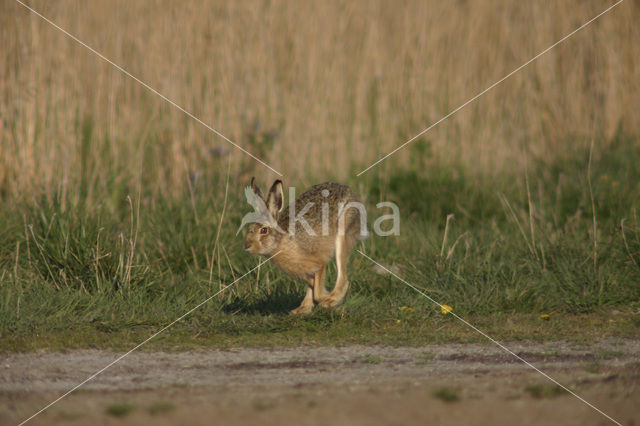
[1,0,638,203]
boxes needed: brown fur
[243,178,366,313]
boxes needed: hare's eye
[259,227,269,235]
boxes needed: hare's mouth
[244,242,259,254]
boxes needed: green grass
[432,387,460,402]
[0,132,639,352]
[105,403,135,417]
[525,384,567,399]
[353,354,382,364]
[415,351,435,365]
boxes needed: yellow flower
[399,306,414,312]
[440,304,453,314]
[396,319,401,323]
[540,313,550,321]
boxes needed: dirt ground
[1,339,639,425]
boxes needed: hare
[242,177,367,314]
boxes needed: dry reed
[1,0,638,203]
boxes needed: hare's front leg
[312,265,328,303]
[290,279,314,315]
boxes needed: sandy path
[1,339,639,425]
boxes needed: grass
[584,360,603,374]
[2,1,640,190]
[105,402,135,417]
[0,132,639,352]
[354,354,382,364]
[415,351,435,366]
[1,1,639,352]
[525,384,567,399]
[432,387,460,402]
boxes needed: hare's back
[298,182,354,205]
[278,182,358,235]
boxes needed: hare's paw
[290,304,313,315]
[318,296,340,309]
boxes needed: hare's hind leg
[320,233,356,308]
[291,279,314,315]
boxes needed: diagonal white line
[356,0,625,176]
[14,0,283,177]
[357,250,622,426]
[18,252,281,426]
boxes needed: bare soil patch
[1,339,638,425]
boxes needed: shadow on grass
[221,288,303,315]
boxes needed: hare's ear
[266,180,284,218]
[250,177,264,200]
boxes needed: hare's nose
[244,242,251,251]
